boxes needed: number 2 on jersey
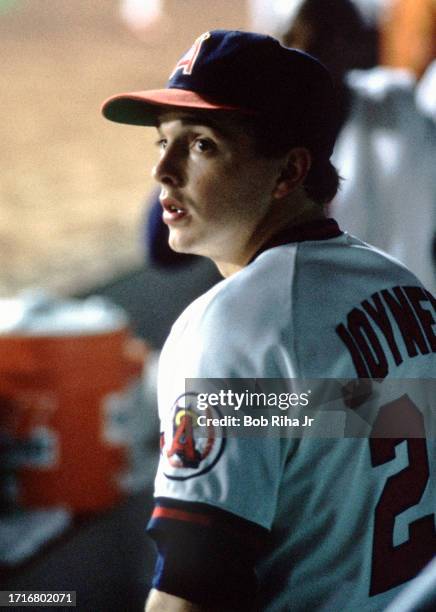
[369,394,436,596]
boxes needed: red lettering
[363,293,403,366]
[369,396,436,595]
[347,308,388,378]
[404,286,436,352]
[336,323,370,377]
[382,287,429,357]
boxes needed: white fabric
[416,60,436,123]
[248,0,304,37]
[247,0,390,34]
[154,233,436,611]
[331,67,436,293]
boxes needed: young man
[102,31,436,611]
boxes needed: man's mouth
[160,197,188,223]
[166,203,185,214]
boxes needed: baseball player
[102,30,436,612]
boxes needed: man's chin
[168,230,212,259]
[168,235,196,255]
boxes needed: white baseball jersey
[148,220,436,611]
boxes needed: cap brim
[101,88,247,126]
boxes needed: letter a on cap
[169,32,211,78]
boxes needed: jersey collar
[250,217,342,264]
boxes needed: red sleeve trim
[152,506,212,526]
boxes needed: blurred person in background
[283,0,436,293]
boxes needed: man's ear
[273,147,312,199]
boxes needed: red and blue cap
[102,29,337,157]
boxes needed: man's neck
[215,191,325,278]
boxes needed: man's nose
[152,145,184,187]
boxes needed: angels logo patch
[160,392,225,480]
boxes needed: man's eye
[155,138,167,150]
[193,138,215,153]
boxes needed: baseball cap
[102,29,337,157]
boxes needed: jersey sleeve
[152,270,295,529]
[147,274,294,606]
[147,496,269,609]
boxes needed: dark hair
[237,114,341,205]
[303,157,341,205]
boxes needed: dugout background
[0,0,246,299]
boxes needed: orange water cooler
[0,294,143,513]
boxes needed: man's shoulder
[203,246,297,323]
[173,234,430,337]
[169,246,298,351]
